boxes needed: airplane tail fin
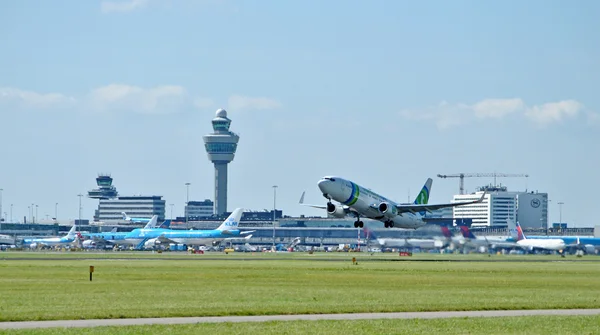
[66,225,77,238]
[362,227,377,240]
[122,212,130,221]
[413,178,433,205]
[217,208,244,231]
[508,218,526,241]
[458,224,477,239]
[143,215,158,229]
[160,220,171,229]
[440,224,454,239]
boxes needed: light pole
[35,205,38,223]
[78,194,83,225]
[55,203,58,221]
[272,185,278,251]
[170,204,174,220]
[185,183,191,225]
[10,204,13,223]
[31,203,34,223]
[557,202,565,224]
[28,206,31,223]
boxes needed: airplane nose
[317,179,329,192]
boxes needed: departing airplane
[122,208,253,249]
[22,225,80,248]
[508,219,566,252]
[301,176,486,229]
[121,212,153,224]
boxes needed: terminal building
[452,185,548,229]
[185,200,214,218]
[93,196,166,223]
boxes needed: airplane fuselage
[318,176,425,229]
[517,239,566,251]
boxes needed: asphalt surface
[2,309,600,329]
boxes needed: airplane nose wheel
[354,220,364,228]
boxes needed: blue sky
[1,0,598,227]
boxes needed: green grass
[2,316,600,335]
[1,252,599,322]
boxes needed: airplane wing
[155,234,177,245]
[224,234,253,242]
[298,191,360,216]
[395,192,486,214]
[298,191,327,210]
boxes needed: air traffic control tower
[87,174,118,199]
[202,109,240,215]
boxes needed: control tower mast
[202,109,240,215]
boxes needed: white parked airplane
[508,219,566,252]
[301,176,485,229]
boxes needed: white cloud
[101,0,149,13]
[473,98,524,119]
[524,100,583,126]
[400,98,588,129]
[400,101,472,130]
[0,85,282,116]
[0,87,76,109]
[193,97,215,109]
[227,95,282,111]
[87,84,188,114]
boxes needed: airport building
[452,185,548,229]
[93,196,166,223]
[185,200,214,218]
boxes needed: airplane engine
[378,202,398,219]
[327,203,346,218]
[144,239,160,249]
[29,243,37,249]
[82,240,96,248]
[212,240,221,246]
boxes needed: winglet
[299,191,305,204]
[477,191,487,202]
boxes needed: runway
[2,309,600,329]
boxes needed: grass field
[1,252,599,324]
[2,315,600,335]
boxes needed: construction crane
[436,173,529,195]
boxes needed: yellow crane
[437,173,529,195]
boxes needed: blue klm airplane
[80,216,171,248]
[120,208,252,250]
[22,225,80,248]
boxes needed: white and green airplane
[301,176,485,229]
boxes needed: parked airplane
[364,227,451,250]
[22,225,80,248]
[526,235,599,254]
[301,176,485,229]
[81,216,171,248]
[508,219,566,252]
[121,212,153,224]
[122,208,253,249]
[457,225,518,251]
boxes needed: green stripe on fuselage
[347,182,360,206]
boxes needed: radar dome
[216,108,227,118]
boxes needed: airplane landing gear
[384,220,394,228]
[354,220,364,228]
